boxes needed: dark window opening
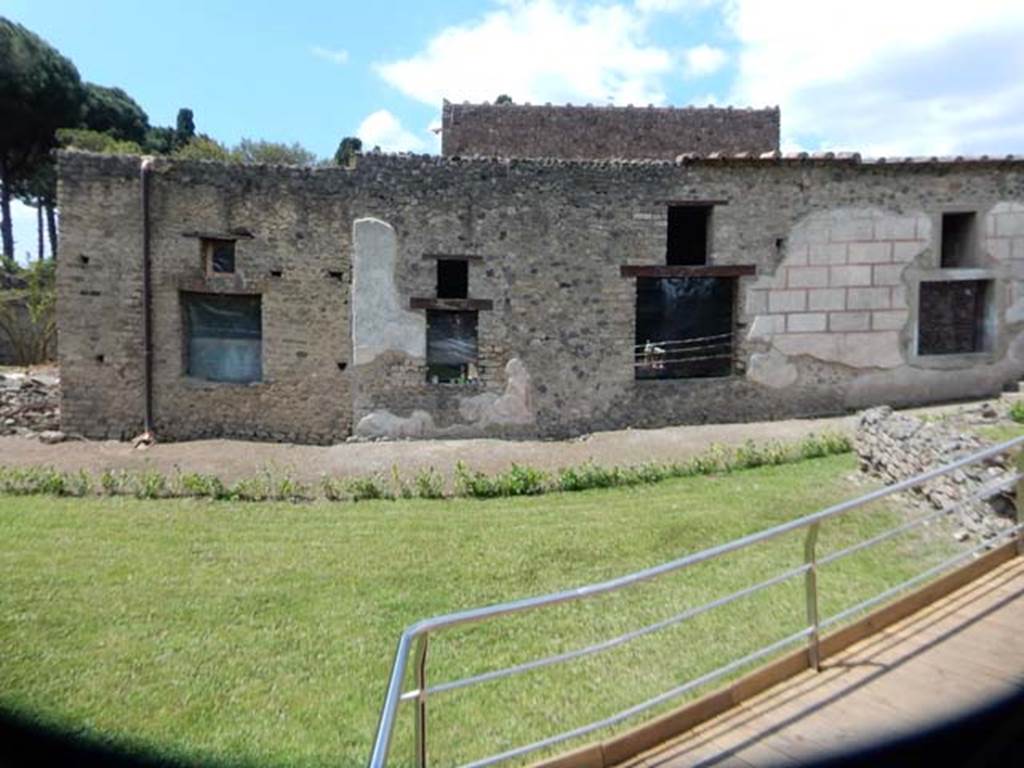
[635,277,734,379]
[940,212,976,268]
[203,238,236,274]
[427,310,478,383]
[183,292,262,383]
[666,205,711,265]
[437,259,469,299]
[918,280,990,355]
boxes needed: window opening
[427,310,478,383]
[635,277,733,379]
[183,292,262,383]
[918,280,990,356]
[437,259,469,299]
[666,205,711,265]
[203,238,236,274]
[940,212,976,268]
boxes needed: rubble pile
[0,371,61,439]
[855,406,1017,542]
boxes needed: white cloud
[723,0,1024,155]
[683,44,726,77]
[311,45,349,65]
[356,109,427,153]
[375,0,672,107]
[634,0,717,13]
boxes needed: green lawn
[0,454,957,767]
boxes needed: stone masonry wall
[58,150,1024,443]
[441,101,780,160]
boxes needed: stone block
[872,309,909,331]
[893,241,927,263]
[847,287,892,310]
[873,217,918,241]
[787,312,827,333]
[785,244,809,267]
[745,288,768,315]
[808,243,848,265]
[808,288,847,311]
[995,213,1024,237]
[829,265,872,287]
[787,267,829,289]
[842,331,904,368]
[747,314,786,340]
[848,242,892,264]
[829,218,875,242]
[986,238,1012,262]
[829,311,871,332]
[768,289,807,313]
[892,286,909,307]
[872,264,906,286]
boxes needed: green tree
[56,127,143,155]
[80,83,149,143]
[0,18,84,258]
[232,138,317,166]
[173,135,233,162]
[495,94,513,104]
[175,108,195,147]
[334,136,362,166]
[0,256,56,364]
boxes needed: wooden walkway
[618,556,1024,767]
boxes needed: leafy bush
[492,464,549,496]
[1010,400,1024,424]
[413,467,446,499]
[132,470,167,499]
[345,475,387,502]
[176,472,227,499]
[0,429,854,504]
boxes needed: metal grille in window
[427,310,478,383]
[635,277,734,379]
[184,293,262,383]
[918,280,989,355]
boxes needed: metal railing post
[803,522,821,671]
[414,634,430,768]
[1016,450,1024,557]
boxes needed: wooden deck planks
[621,557,1024,768]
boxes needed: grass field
[0,453,958,767]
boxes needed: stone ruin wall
[855,406,1018,541]
[57,151,1024,444]
[441,102,780,160]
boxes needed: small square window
[426,310,478,383]
[666,205,712,266]
[204,239,236,274]
[918,279,990,355]
[940,213,976,268]
[437,259,468,299]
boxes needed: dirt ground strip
[0,414,859,484]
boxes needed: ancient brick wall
[58,150,1024,444]
[441,102,780,159]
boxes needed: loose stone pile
[0,371,61,440]
[855,406,1017,542]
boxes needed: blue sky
[5,0,1024,260]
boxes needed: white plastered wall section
[746,203,1024,391]
[349,217,534,439]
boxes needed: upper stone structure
[441,100,780,160]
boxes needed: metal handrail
[368,435,1024,768]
